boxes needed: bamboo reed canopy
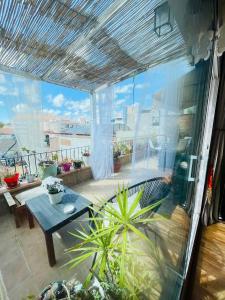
[0,0,187,91]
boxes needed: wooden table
[25,186,92,266]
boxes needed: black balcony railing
[0,137,154,178]
[0,146,90,176]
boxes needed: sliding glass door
[111,56,214,299]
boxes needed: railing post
[27,154,31,174]
[34,153,38,175]
[14,157,16,174]
[21,156,24,176]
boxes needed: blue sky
[0,58,191,123]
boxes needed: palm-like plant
[66,186,165,297]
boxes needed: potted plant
[73,160,84,169]
[60,160,72,172]
[113,150,121,173]
[66,186,165,298]
[38,278,127,300]
[82,151,90,166]
[3,170,20,189]
[46,181,64,205]
[38,160,57,179]
[51,153,59,162]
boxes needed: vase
[4,173,19,189]
[48,192,63,205]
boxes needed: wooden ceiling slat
[0,0,187,91]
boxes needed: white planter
[48,192,63,205]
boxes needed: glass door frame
[183,51,219,278]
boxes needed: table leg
[44,232,56,267]
[88,205,93,218]
[27,208,34,229]
[12,205,20,228]
[88,205,94,228]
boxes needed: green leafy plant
[38,159,55,168]
[118,143,132,155]
[21,147,36,154]
[73,159,84,163]
[46,182,64,194]
[52,153,59,162]
[66,186,165,298]
[1,167,17,178]
[22,295,36,300]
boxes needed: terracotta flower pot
[4,173,19,189]
[114,159,121,173]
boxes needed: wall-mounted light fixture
[154,2,174,37]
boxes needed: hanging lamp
[154,1,174,37]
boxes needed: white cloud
[115,99,126,106]
[0,86,18,96]
[65,98,90,114]
[135,83,149,89]
[64,111,72,117]
[12,103,29,113]
[115,84,133,94]
[0,86,7,94]
[114,83,148,96]
[43,108,61,115]
[0,100,4,106]
[48,93,65,107]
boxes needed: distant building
[123,106,128,125]
[116,98,161,144]
[43,114,91,136]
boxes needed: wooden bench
[3,192,22,228]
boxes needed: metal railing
[0,137,155,177]
[0,145,90,176]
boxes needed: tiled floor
[0,160,164,300]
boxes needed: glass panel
[112,58,211,299]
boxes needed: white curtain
[2,72,45,173]
[157,79,183,173]
[12,79,44,154]
[90,85,113,180]
[131,59,189,180]
[131,102,161,181]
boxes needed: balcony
[0,0,217,299]
[0,147,189,299]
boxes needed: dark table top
[25,186,92,234]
